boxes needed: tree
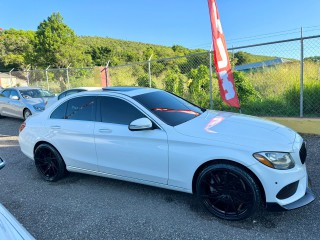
[136,74,156,88]
[188,65,211,108]
[233,71,261,103]
[163,69,185,96]
[0,29,34,70]
[34,12,91,68]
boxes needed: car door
[0,89,11,116]
[48,96,98,171]
[8,90,25,118]
[94,96,169,184]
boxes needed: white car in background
[0,87,55,119]
[19,87,315,220]
[45,87,101,107]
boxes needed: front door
[94,96,169,184]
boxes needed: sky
[1,0,320,50]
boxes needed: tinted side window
[10,90,19,99]
[100,97,145,125]
[66,96,96,121]
[50,101,68,119]
[1,90,11,98]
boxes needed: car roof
[72,86,160,98]
[62,87,102,92]
[6,87,41,90]
[102,86,159,97]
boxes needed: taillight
[19,122,26,133]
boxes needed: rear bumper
[266,187,315,211]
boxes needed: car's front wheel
[196,163,261,220]
[34,143,66,182]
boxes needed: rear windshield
[133,91,204,126]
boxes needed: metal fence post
[209,49,214,109]
[148,54,153,88]
[300,28,304,118]
[9,68,14,86]
[26,69,30,86]
[66,63,71,89]
[25,65,30,86]
[45,65,50,90]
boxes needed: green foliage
[233,51,274,66]
[87,46,112,66]
[34,12,91,68]
[0,29,34,70]
[136,74,156,88]
[187,65,211,108]
[233,71,261,103]
[284,81,320,115]
[163,70,185,96]
[304,56,320,62]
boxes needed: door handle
[50,126,61,130]
[99,129,112,134]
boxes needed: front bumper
[266,187,315,211]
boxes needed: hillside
[78,36,205,66]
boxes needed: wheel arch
[23,107,31,118]
[34,141,59,156]
[192,159,266,204]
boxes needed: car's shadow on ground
[0,117,23,136]
[47,170,316,231]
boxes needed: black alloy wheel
[23,109,32,120]
[34,144,66,182]
[196,163,261,221]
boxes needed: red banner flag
[208,0,240,108]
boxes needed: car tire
[34,143,67,182]
[196,163,261,221]
[23,109,32,120]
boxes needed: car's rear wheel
[34,144,66,182]
[23,109,32,119]
[196,163,261,221]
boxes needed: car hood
[23,98,45,105]
[0,204,35,240]
[174,110,296,152]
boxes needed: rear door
[48,96,98,171]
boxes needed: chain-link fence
[2,35,320,118]
[6,67,102,93]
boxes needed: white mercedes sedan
[18,87,315,220]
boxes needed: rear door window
[50,96,96,121]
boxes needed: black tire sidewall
[34,143,66,182]
[196,163,261,221]
[23,109,32,120]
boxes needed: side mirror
[129,118,153,131]
[0,157,5,170]
[11,96,19,100]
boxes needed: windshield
[133,91,205,126]
[40,89,55,97]
[19,89,54,99]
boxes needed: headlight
[253,152,295,170]
[33,105,45,111]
